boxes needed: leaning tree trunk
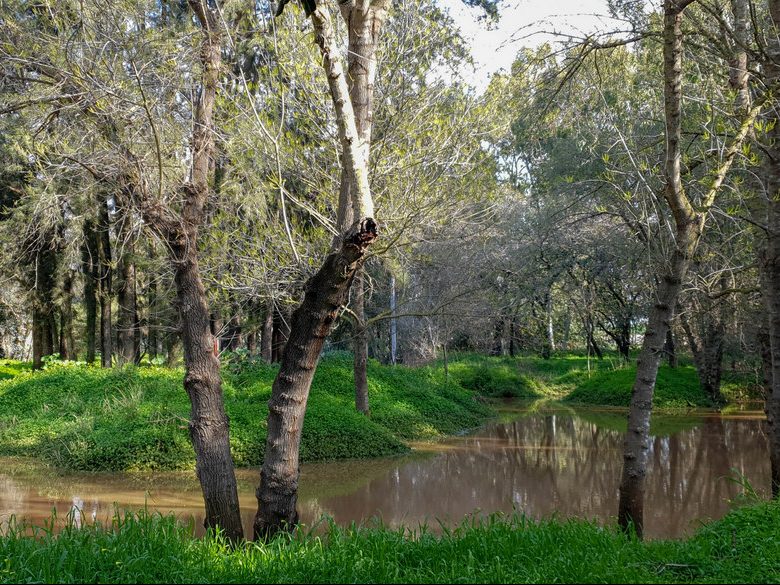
[254,220,377,539]
[618,222,700,537]
[254,2,386,541]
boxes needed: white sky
[438,0,638,91]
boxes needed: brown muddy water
[0,404,769,540]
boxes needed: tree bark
[680,311,726,405]
[82,219,99,365]
[169,235,243,539]
[138,0,244,541]
[617,0,760,535]
[97,196,112,368]
[147,272,159,360]
[664,327,677,368]
[254,1,386,541]
[389,273,397,364]
[117,240,139,365]
[59,270,76,360]
[253,220,377,540]
[261,301,273,363]
[354,272,369,414]
[342,0,382,412]
[762,0,780,499]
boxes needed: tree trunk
[762,0,780,499]
[614,0,771,534]
[389,273,397,364]
[59,270,76,360]
[82,219,99,365]
[139,0,244,540]
[147,273,159,360]
[254,2,385,541]
[680,311,725,405]
[254,220,377,540]
[509,316,516,357]
[97,196,112,368]
[545,290,555,354]
[664,327,677,368]
[271,308,290,363]
[169,236,243,540]
[354,271,369,414]
[117,239,139,366]
[759,323,772,400]
[261,301,273,363]
[210,309,223,351]
[31,308,43,370]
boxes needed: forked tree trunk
[139,0,243,540]
[618,0,762,536]
[254,1,386,541]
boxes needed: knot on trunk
[344,217,378,252]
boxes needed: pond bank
[0,353,761,472]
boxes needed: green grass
[0,354,491,472]
[1,501,778,583]
[562,365,711,408]
[0,351,760,472]
[0,359,30,380]
[444,352,747,409]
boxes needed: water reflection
[0,407,769,540]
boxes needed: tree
[254,0,387,540]
[617,0,762,538]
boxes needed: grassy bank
[0,351,760,472]
[445,352,760,408]
[1,501,778,583]
[0,354,491,471]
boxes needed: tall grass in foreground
[1,501,778,583]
